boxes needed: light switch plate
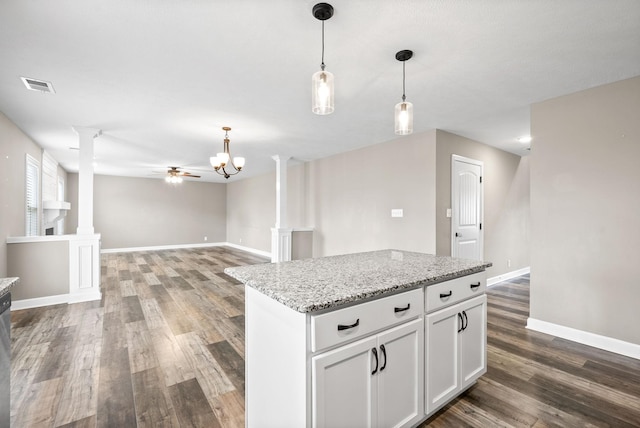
[391,209,403,218]
[446,208,452,218]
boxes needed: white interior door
[451,155,483,260]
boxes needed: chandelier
[210,127,245,179]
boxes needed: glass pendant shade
[312,69,334,115]
[395,101,414,135]
[234,157,246,169]
[210,156,220,168]
[217,152,230,166]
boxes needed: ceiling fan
[160,166,201,183]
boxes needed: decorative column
[69,126,102,303]
[271,155,292,263]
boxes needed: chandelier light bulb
[234,157,246,169]
[217,152,229,166]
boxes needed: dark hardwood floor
[10,248,640,427]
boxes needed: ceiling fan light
[165,176,171,183]
[234,157,246,169]
[312,70,334,115]
[395,101,413,135]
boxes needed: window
[25,154,40,236]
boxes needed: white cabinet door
[377,318,424,428]
[312,335,378,428]
[425,303,460,414]
[459,295,487,388]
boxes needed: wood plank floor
[10,247,640,427]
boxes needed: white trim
[101,242,227,254]
[100,241,272,259]
[527,318,640,360]
[487,267,531,286]
[223,242,272,258]
[12,291,102,310]
[68,290,102,304]
[12,294,72,310]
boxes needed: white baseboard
[527,317,640,360]
[12,294,73,310]
[101,242,227,254]
[101,241,272,259]
[68,290,102,305]
[487,266,530,287]
[223,242,271,259]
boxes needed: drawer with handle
[425,271,486,313]
[310,287,423,353]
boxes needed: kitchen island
[225,249,492,428]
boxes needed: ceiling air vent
[21,77,55,93]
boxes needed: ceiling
[1,0,639,183]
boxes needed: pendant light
[311,3,334,115]
[395,50,414,135]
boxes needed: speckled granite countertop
[0,277,19,298]
[225,250,492,313]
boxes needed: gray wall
[0,112,53,277]
[530,76,640,345]
[227,131,438,257]
[303,131,437,256]
[71,174,227,249]
[7,240,69,300]
[435,130,531,277]
[226,171,276,253]
[227,129,530,279]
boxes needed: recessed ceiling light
[517,135,532,143]
[21,77,55,93]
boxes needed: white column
[73,126,101,235]
[271,155,292,263]
[69,126,102,303]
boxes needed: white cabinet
[425,294,486,415]
[313,318,424,428]
[243,269,487,428]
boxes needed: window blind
[26,155,39,236]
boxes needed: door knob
[455,232,462,237]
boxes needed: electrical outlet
[507,259,511,268]
[391,209,403,218]
[204,236,208,241]
[239,238,242,244]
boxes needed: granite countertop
[225,250,492,313]
[0,277,19,298]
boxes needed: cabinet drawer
[425,271,485,313]
[311,288,423,353]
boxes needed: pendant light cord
[320,20,326,71]
[402,60,406,102]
